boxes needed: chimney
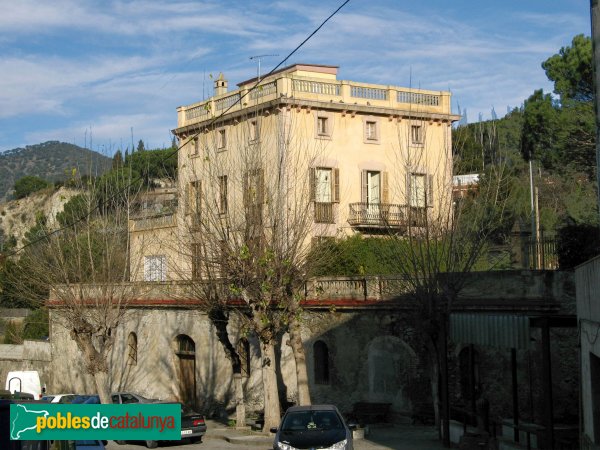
[214,73,228,96]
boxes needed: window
[244,169,263,205]
[310,167,339,223]
[244,168,264,226]
[218,129,226,149]
[409,173,426,208]
[187,180,201,214]
[317,117,328,136]
[408,173,432,226]
[144,255,166,281]
[314,112,332,138]
[250,120,259,141]
[408,173,433,208]
[177,335,195,355]
[316,168,332,202]
[219,175,228,214]
[192,243,202,280]
[411,125,423,144]
[313,340,330,384]
[366,171,380,203]
[363,117,381,143]
[366,121,377,140]
[361,170,389,204]
[237,338,251,378]
[190,138,199,156]
[127,332,137,366]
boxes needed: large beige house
[130,63,459,282]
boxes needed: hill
[0,141,111,203]
[0,187,80,251]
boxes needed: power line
[2,0,351,260]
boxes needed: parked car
[42,394,78,404]
[179,403,207,443]
[71,395,100,404]
[1,389,34,400]
[114,402,206,449]
[111,392,159,404]
[270,405,355,450]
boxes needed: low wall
[0,340,51,390]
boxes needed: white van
[5,371,43,400]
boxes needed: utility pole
[592,0,600,223]
[529,155,537,269]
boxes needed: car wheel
[145,440,158,449]
[188,437,202,444]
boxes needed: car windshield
[281,411,343,431]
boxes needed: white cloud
[0,0,591,151]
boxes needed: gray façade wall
[47,270,576,424]
[48,307,431,419]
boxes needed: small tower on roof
[214,73,228,96]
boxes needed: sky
[0,0,591,155]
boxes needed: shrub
[13,176,50,199]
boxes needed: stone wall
[47,270,576,424]
[49,308,430,419]
[0,340,51,390]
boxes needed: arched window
[313,340,330,385]
[177,335,195,355]
[237,338,251,378]
[127,332,137,366]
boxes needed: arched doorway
[367,335,417,409]
[175,334,196,408]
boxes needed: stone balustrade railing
[178,75,450,128]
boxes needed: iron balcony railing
[347,203,427,228]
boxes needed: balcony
[348,203,427,229]
[130,213,176,232]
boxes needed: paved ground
[104,420,445,450]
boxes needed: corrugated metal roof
[450,313,530,349]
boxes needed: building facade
[130,63,459,282]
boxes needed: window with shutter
[313,167,335,223]
[409,173,426,208]
[219,175,228,214]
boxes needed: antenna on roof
[249,54,279,82]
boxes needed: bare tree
[8,169,145,404]
[385,117,510,435]
[174,104,333,429]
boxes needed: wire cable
[2,0,351,260]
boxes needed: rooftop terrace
[176,64,456,131]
